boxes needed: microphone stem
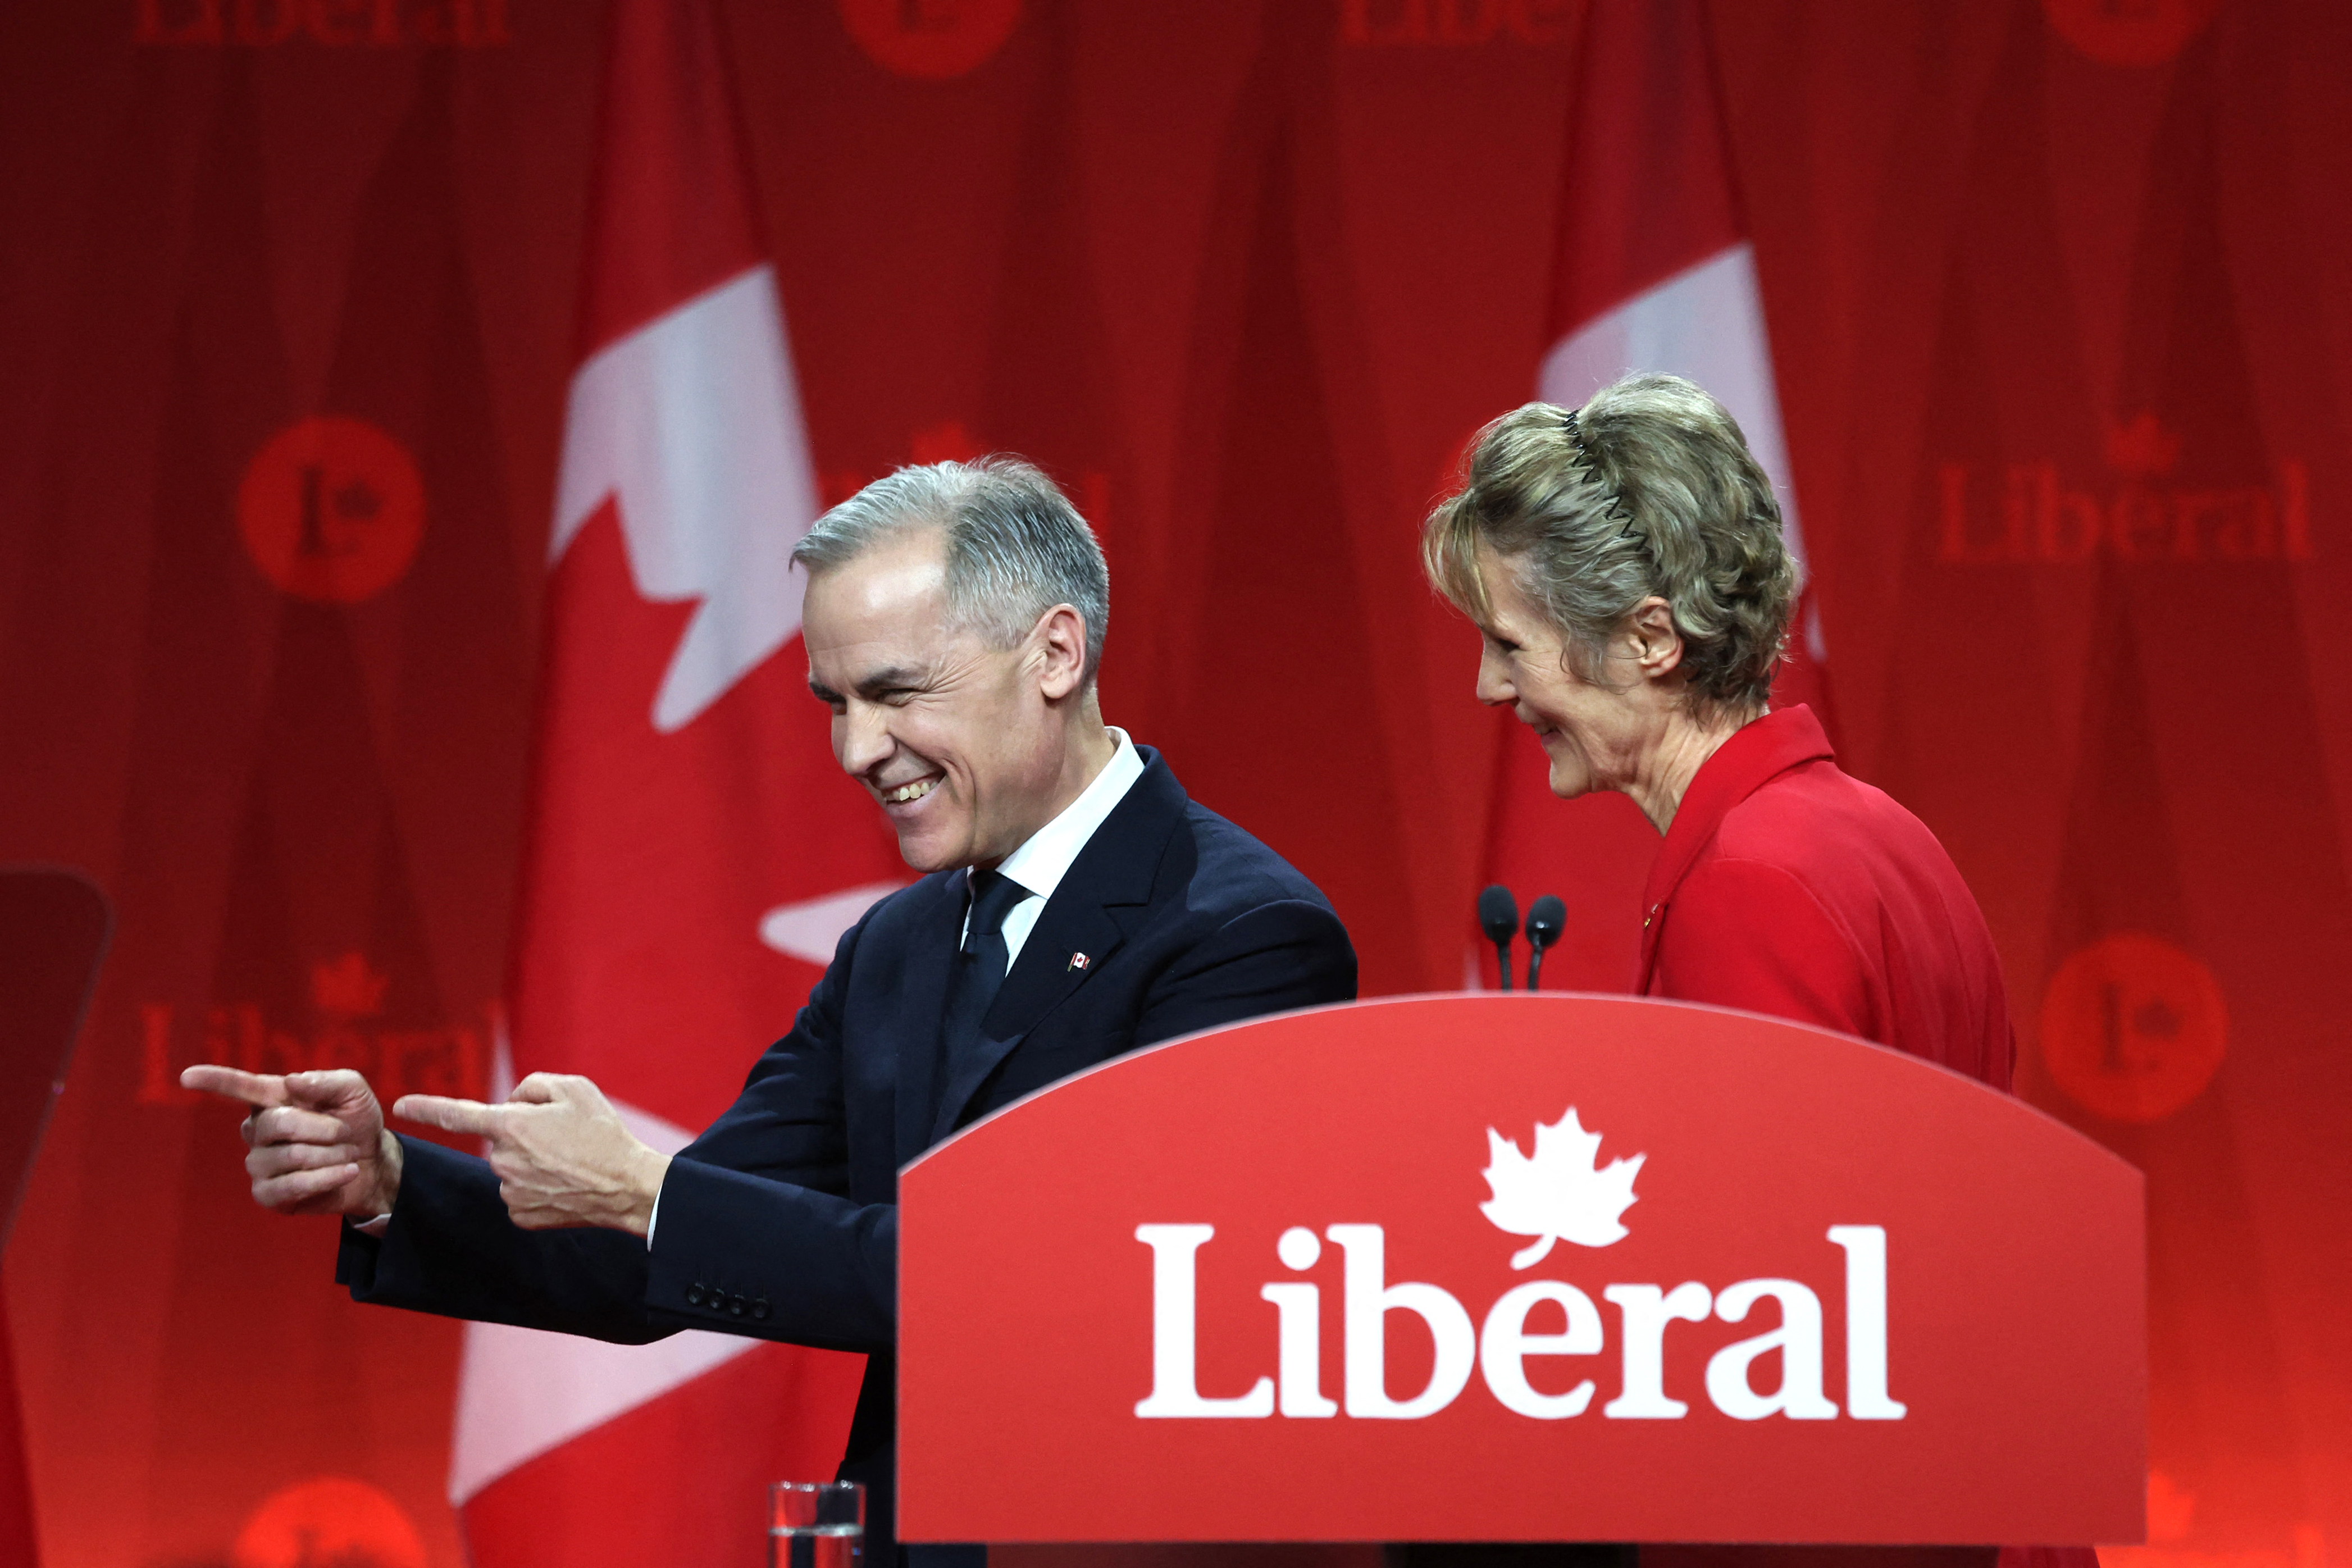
[1493,941,1514,992]
[1527,949,1544,992]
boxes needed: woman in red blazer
[1423,372,2011,1086]
[1423,373,2077,1568]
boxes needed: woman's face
[1470,544,1657,799]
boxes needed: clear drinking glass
[768,1480,864,1568]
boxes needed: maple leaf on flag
[1479,1107,1644,1268]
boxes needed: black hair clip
[1562,409,1638,539]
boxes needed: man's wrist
[627,1148,673,1240]
[363,1126,404,1217]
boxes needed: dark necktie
[930,869,1033,1134]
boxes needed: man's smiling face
[803,527,1061,873]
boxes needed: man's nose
[836,703,894,776]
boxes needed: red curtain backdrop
[0,3,2346,1567]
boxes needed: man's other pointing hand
[398,1073,670,1237]
[180,1065,403,1219]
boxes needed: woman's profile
[1419,373,2094,1568]
[1423,373,2014,1085]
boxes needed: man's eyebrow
[808,665,928,703]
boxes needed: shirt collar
[1640,704,1836,915]
[982,727,1146,904]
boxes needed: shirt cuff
[646,1173,664,1248]
[352,1214,391,1238]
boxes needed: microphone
[1477,885,1520,992]
[1524,895,1565,991]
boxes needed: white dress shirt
[967,727,1145,964]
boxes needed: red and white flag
[1475,0,1826,994]
[450,2,897,1564]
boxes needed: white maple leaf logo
[1479,1107,1645,1268]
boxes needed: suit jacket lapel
[892,872,968,1169]
[929,753,1186,1142]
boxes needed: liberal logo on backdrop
[837,0,1020,79]
[1935,416,2312,566]
[238,417,425,603]
[134,0,512,47]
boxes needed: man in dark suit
[186,455,1356,1568]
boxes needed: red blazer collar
[1639,704,1835,922]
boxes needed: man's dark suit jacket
[336,748,1357,1565]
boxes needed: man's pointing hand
[398,1073,671,1237]
[180,1065,403,1218]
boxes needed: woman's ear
[1626,596,1684,680]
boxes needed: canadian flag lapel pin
[1067,952,1091,972]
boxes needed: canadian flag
[1474,0,1826,995]
[449,2,895,1565]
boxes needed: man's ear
[1625,596,1684,680]
[1029,603,1090,701]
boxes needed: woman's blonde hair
[1421,372,1796,722]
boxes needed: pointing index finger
[180,1065,290,1110]
[394,1095,499,1137]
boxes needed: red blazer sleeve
[1648,856,1879,1042]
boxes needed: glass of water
[768,1480,864,1568]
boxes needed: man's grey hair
[791,455,1110,681]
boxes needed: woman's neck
[1624,705,1763,834]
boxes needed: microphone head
[1476,885,1520,945]
[1525,894,1566,950]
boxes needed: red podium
[899,995,2144,1547]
